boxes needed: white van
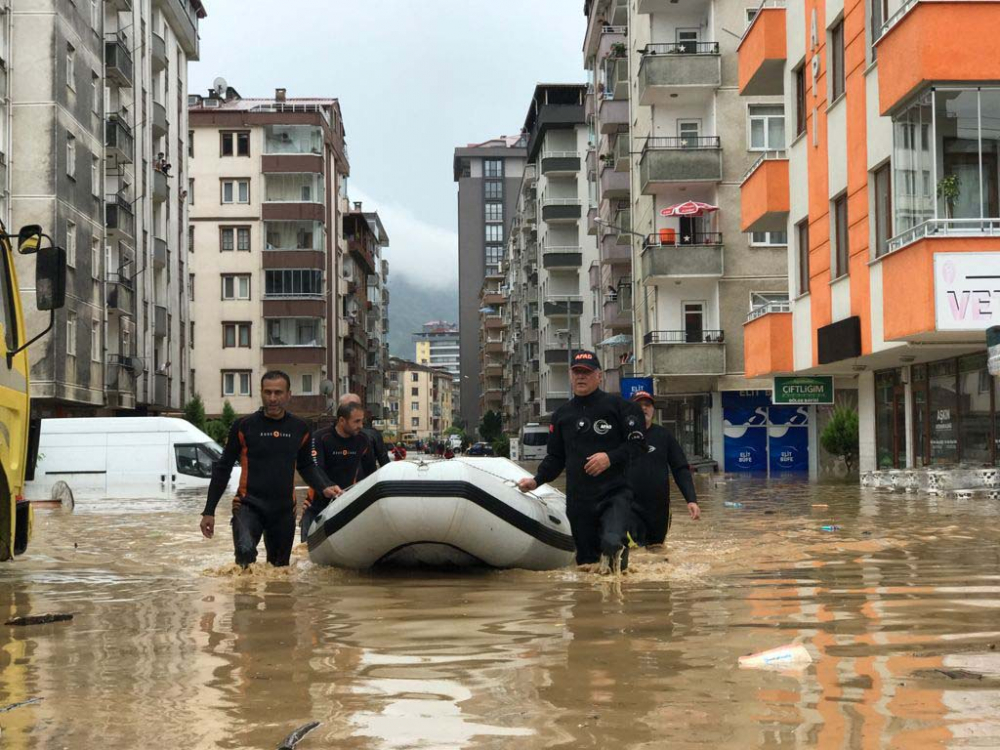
[519,423,550,461]
[26,417,240,502]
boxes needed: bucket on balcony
[658,227,676,245]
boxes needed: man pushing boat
[516,351,645,574]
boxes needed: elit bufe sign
[773,376,834,405]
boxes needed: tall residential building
[453,135,526,433]
[188,85,350,418]
[478,270,508,420]
[343,203,390,421]
[625,0,788,468]
[504,84,601,428]
[740,0,1000,475]
[387,357,453,443]
[413,320,460,382]
[10,0,204,417]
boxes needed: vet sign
[935,253,1000,331]
[773,376,834,405]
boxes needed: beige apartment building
[387,358,453,443]
[188,85,350,417]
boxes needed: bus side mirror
[36,246,67,311]
[17,225,42,252]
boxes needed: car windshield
[522,432,548,446]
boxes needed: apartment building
[740,0,1000,474]
[188,85,350,418]
[478,269,508,420]
[343,204,390,421]
[453,135,526,433]
[620,0,788,470]
[414,320,460,382]
[9,0,204,417]
[387,357,454,443]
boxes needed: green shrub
[821,405,860,473]
[182,394,207,432]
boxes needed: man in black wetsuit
[516,350,645,573]
[339,393,390,472]
[199,371,335,568]
[626,391,700,549]
[300,401,375,542]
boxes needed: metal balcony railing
[741,149,788,184]
[644,329,725,345]
[645,231,723,247]
[643,42,719,56]
[746,301,791,323]
[644,136,721,150]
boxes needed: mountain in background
[386,275,459,359]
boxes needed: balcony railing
[104,33,133,86]
[645,136,720,150]
[740,0,787,44]
[644,329,724,345]
[741,149,787,184]
[643,42,720,55]
[645,231,723,247]
[746,300,791,323]
[887,218,1000,253]
[879,0,917,40]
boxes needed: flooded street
[2,475,1000,749]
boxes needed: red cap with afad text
[570,350,602,371]
[630,391,655,403]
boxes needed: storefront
[659,395,711,462]
[875,352,997,468]
[721,391,811,476]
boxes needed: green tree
[205,420,229,445]
[479,410,503,443]
[821,405,860,473]
[220,400,237,433]
[182,394,207,432]
[492,436,510,458]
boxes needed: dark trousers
[566,486,632,565]
[299,497,329,543]
[231,499,296,568]
[631,496,672,546]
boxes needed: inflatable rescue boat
[306,457,575,570]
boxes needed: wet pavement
[2,473,1000,749]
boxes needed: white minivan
[26,417,240,502]
[519,423,550,461]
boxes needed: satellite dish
[320,379,335,396]
[213,76,227,97]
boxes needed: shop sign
[935,253,1000,331]
[772,376,834,405]
[620,377,654,400]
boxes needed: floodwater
[2,473,1000,749]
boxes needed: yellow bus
[0,220,66,561]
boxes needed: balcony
[599,163,629,199]
[107,0,133,11]
[743,303,793,378]
[153,237,167,269]
[106,277,135,317]
[153,169,168,202]
[104,33,133,87]
[290,395,328,414]
[875,1,1000,115]
[613,134,631,172]
[151,31,167,73]
[597,27,626,62]
[541,198,583,223]
[640,137,722,194]
[600,230,631,266]
[105,193,135,240]
[603,300,631,330]
[152,101,167,138]
[643,330,726,376]
[157,0,201,59]
[105,114,134,164]
[541,245,583,269]
[153,374,169,408]
[153,305,168,338]
[738,5,786,96]
[587,206,598,236]
[740,151,789,233]
[540,151,581,176]
[482,290,506,306]
[543,296,584,317]
[638,43,721,106]
[483,316,505,330]
[544,343,580,365]
[598,96,629,133]
[640,234,724,279]
[263,347,327,365]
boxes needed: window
[411,401,419,411]
[484,159,502,178]
[796,220,810,295]
[222,371,252,397]
[748,105,785,151]
[220,226,251,252]
[833,194,849,278]
[485,224,503,243]
[221,274,251,300]
[91,321,101,362]
[190,321,195,349]
[458,158,471,178]
[870,0,888,60]
[222,322,251,348]
[485,244,504,268]
[66,133,76,178]
[90,0,99,30]
[873,162,892,258]
[411,373,419,382]
[676,28,699,53]
[750,291,789,314]
[264,318,321,346]
[411,387,419,396]
[91,73,100,116]
[66,44,75,90]
[682,302,705,343]
[66,221,76,267]
[485,180,503,200]
[91,237,100,279]
[221,179,250,204]
[188,130,194,158]
[677,120,701,145]
[188,273,194,301]
[750,231,788,246]
[91,155,100,196]
[301,374,314,394]
[830,20,845,101]
[175,443,217,478]
[188,225,194,253]
[188,178,194,205]
[411,417,420,428]
[264,269,323,297]
[66,312,77,356]
[220,131,250,157]
[795,66,807,138]
[485,202,503,222]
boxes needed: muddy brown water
[2,473,1000,749]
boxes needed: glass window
[485,244,504,267]
[221,227,234,251]
[934,90,983,221]
[240,373,251,395]
[875,370,897,468]
[66,133,76,178]
[485,180,503,200]
[175,444,215,478]
[264,269,323,297]
[485,225,503,243]
[797,220,810,295]
[66,312,77,356]
[485,202,503,222]
[411,417,420,428]
[958,353,991,464]
[833,195,849,278]
[265,173,324,203]
[237,227,250,251]
[892,93,934,234]
[928,359,958,464]
[222,275,250,300]
[750,231,788,246]
[870,0,887,60]
[873,162,892,257]
[264,221,324,251]
[748,105,785,151]
[263,124,323,155]
[830,20,845,100]
[301,374,314,394]
[484,159,503,178]
[265,318,322,346]
[411,401,419,411]
[795,66,807,137]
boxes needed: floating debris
[739,644,812,670]
[277,721,321,749]
[5,613,74,627]
[0,698,42,714]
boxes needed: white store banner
[934,252,1000,331]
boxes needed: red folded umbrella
[660,200,719,217]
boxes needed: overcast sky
[191,0,586,289]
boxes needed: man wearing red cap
[517,350,645,573]
[627,391,699,548]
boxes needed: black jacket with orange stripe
[202,409,331,516]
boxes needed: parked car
[466,442,496,457]
[519,423,549,460]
